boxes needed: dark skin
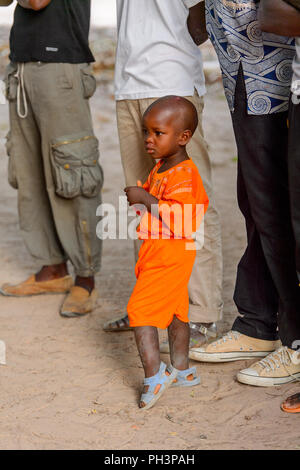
[124,97,197,406]
[258,0,300,36]
[187,2,208,46]
[281,393,300,413]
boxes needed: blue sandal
[171,366,200,387]
[139,362,178,410]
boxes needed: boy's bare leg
[134,326,161,378]
[168,316,190,370]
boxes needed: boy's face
[142,107,184,160]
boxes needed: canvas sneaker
[188,330,280,362]
[237,346,300,387]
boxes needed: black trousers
[231,67,300,348]
[288,95,300,283]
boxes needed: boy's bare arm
[17,0,52,10]
[187,1,208,46]
[258,0,300,36]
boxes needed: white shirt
[292,38,300,101]
[114,0,205,101]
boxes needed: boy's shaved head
[143,95,198,135]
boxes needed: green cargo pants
[4,61,103,277]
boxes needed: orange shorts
[127,239,196,329]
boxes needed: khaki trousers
[5,62,103,277]
[116,94,223,323]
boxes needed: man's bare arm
[258,0,300,36]
[0,0,14,6]
[17,0,51,10]
[187,1,208,46]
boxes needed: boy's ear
[178,129,192,146]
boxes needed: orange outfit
[127,159,209,329]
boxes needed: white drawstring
[14,63,28,119]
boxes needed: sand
[0,29,299,451]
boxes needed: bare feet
[281,392,300,413]
[75,276,95,294]
[35,263,68,282]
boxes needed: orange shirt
[137,159,209,240]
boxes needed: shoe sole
[60,310,90,318]
[237,371,300,387]
[188,350,273,363]
[0,288,70,298]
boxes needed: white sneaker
[189,330,280,362]
[237,346,300,387]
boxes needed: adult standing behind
[192,0,300,387]
[0,0,103,317]
[259,0,300,410]
[103,0,224,351]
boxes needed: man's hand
[187,2,208,46]
[259,0,300,36]
[18,0,51,10]
[0,1,13,6]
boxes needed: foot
[281,392,300,413]
[103,314,132,332]
[35,263,68,282]
[60,286,98,317]
[237,346,300,387]
[188,330,280,362]
[160,322,217,354]
[0,273,73,297]
[75,275,95,294]
[171,366,201,387]
[139,362,178,410]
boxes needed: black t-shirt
[9,0,95,63]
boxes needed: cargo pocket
[51,132,103,199]
[80,65,97,99]
[5,131,18,189]
[4,63,18,101]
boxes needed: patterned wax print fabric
[206,0,295,114]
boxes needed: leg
[231,66,300,342]
[134,326,160,378]
[185,93,223,328]
[134,326,177,409]
[168,316,189,371]
[5,64,66,268]
[288,96,300,282]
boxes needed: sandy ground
[0,34,299,452]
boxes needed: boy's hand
[124,186,147,206]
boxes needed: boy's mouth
[146,146,156,154]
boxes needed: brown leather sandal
[103,314,133,332]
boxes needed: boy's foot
[103,314,132,332]
[60,286,98,317]
[281,392,300,413]
[188,330,280,362]
[160,322,217,353]
[139,362,178,410]
[0,274,73,297]
[237,347,300,387]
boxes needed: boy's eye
[155,131,163,136]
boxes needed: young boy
[124,96,209,410]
